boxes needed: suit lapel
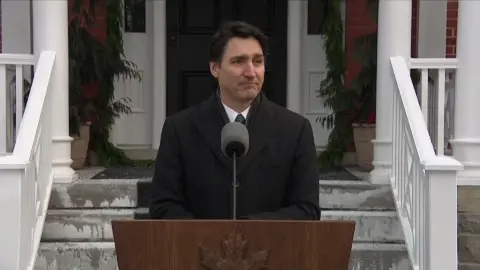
[193,95,232,169]
[193,93,277,175]
[236,95,277,175]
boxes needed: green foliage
[315,0,353,168]
[316,0,379,168]
[316,0,426,169]
[349,33,377,124]
[70,0,141,166]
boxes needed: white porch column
[33,0,77,183]
[451,1,480,185]
[370,0,412,184]
[286,0,302,114]
[152,0,166,150]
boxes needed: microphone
[221,122,249,220]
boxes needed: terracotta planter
[352,123,375,171]
[71,124,91,169]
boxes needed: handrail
[0,53,35,66]
[13,51,55,160]
[0,50,56,270]
[390,56,462,270]
[391,57,437,161]
[409,58,458,69]
[408,57,457,155]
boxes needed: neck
[219,91,252,113]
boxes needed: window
[307,0,328,35]
[125,0,146,33]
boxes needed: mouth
[240,83,257,87]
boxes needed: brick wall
[68,0,107,44]
[345,0,377,86]
[345,0,420,85]
[411,0,419,57]
[446,0,458,58]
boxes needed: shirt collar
[222,102,250,123]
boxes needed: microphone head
[221,122,249,158]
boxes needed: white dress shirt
[222,102,250,123]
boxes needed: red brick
[446,0,458,57]
[447,9,457,19]
[447,0,458,10]
[345,0,419,84]
[446,37,457,46]
[68,0,107,43]
[412,0,419,57]
[447,19,457,28]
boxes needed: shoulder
[163,98,209,127]
[165,107,196,125]
[265,99,310,127]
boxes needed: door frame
[151,0,304,149]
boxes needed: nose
[243,62,255,77]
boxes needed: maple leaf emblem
[199,229,270,270]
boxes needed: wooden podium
[112,220,355,270]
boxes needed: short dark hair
[209,21,268,63]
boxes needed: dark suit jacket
[149,93,321,220]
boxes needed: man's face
[210,37,265,103]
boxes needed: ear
[209,61,219,78]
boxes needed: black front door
[166,0,288,116]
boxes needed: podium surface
[112,219,355,270]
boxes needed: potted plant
[69,85,96,169]
[67,0,140,167]
[349,31,377,171]
[352,114,376,171]
[70,119,92,169]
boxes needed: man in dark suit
[149,21,320,220]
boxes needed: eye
[253,58,264,66]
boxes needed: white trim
[0,54,35,65]
[32,0,77,183]
[370,0,412,184]
[152,0,167,149]
[287,0,303,114]
[409,58,458,69]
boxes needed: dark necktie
[235,114,246,125]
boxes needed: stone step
[42,208,402,243]
[42,209,134,242]
[319,180,395,210]
[323,210,403,244]
[134,208,403,243]
[137,179,396,210]
[35,242,410,270]
[49,179,138,209]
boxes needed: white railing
[409,58,458,156]
[0,51,56,270]
[0,53,35,154]
[390,56,463,270]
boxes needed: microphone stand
[232,152,237,220]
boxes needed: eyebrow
[231,53,264,60]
